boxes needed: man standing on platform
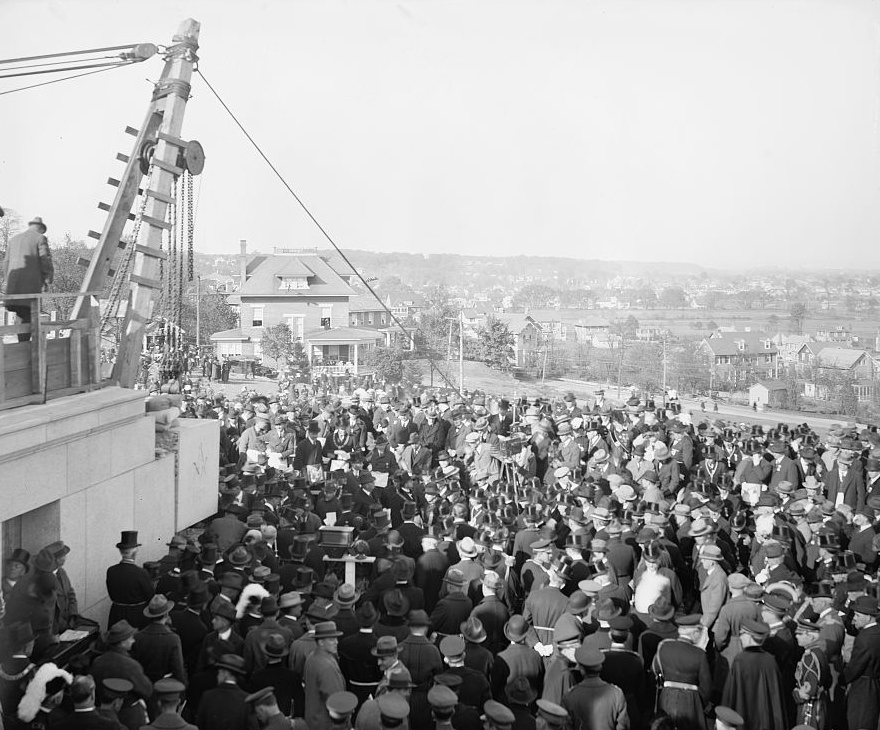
[3,216,53,342]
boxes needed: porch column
[353,343,359,374]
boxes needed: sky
[2,0,879,269]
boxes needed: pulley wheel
[183,140,205,175]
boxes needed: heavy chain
[101,162,156,336]
[186,170,194,282]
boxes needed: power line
[0,43,145,65]
[195,67,465,398]
[0,63,130,97]
[0,60,132,80]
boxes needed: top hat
[116,531,141,550]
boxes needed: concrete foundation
[0,387,218,626]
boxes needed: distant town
[185,243,880,420]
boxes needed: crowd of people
[2,382,879,730]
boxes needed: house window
[279,277,309,290]
[321,306,332,330]
[368,313,374,326]
[381,313,387,325]
[217,342,242,357]
[252,306,264,328]
[285,315,305,340]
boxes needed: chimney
[239,239,247,289]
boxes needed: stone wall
[0,387,218,627]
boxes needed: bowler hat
[503,615,529,643]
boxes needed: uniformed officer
[714,705,744,729]
[143,678,195,730]
[427,685,457,730]
[376,692,410,730]
[245,686,289,730]
[535,699,570,730]
[482,699,516,730]
[326,691,358,730]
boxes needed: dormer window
[279,276,309,290]
[737,341,745,351]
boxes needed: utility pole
[662,334,668,406]
[195,274,201,350]
[447,318,453,361]
[459,309,464,392]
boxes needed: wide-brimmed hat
[28,216,47,232]
[505,675,537,705]
[314,621,343,640]
[443,568,467,588]
[105,620,136,645]
[144,595,174,619]
[371,635,400,657]
[215,654,247,674]
[382,589,410,618]
[460,616,487,644]
[688,518,716,538]
[648,596,675,621]
[457,536,478,559]
[227,545,252,566]
[334,583,360,607]
[263,632,290,658]
[6,549,30,568]
[503,615,529,643]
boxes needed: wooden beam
[98,202,136,221]
[151,157,183,176]
[135,244,168,259]
[108,177,143,195]
[141,214,172,230]
[157,131,187,147]
[145,188,175,205]
[116,153,130,163]
[130,274,162,290]
[124,126,139,136]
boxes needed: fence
[0,292,106,411]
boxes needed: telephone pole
[459,310,464,391]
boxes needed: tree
[260,323,295,368]
[658,287,688,309]
[789,302,808,335]
[43,233,91,319]
[365,342,423,385]
[513,283,556,310]
[0,207,21,291]
[705,320,718,332]
[477,316,514,371]
[180,291,238,346]
[767,314,780,333]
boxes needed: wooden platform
[0,293,106,410]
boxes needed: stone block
[110,417,155,477]
[134,454,176,559]
[175,420,220,530]
[67,428,113,494]
[19,501,60,557]
[0,443,68,520]
[45,408,101,442]
[81,473,135,613]
[58,490,87,613]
